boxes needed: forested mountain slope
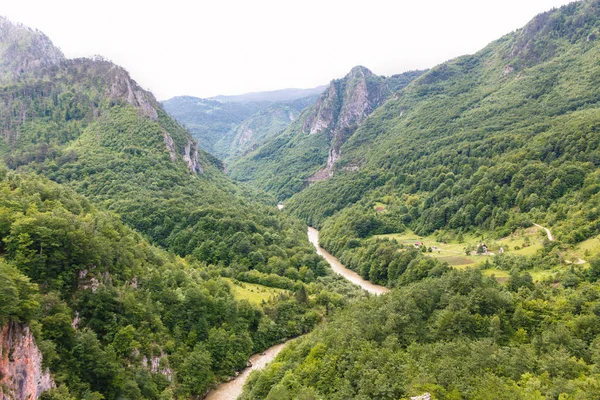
[238,4,600,397]
[0,170,346,399]
[0,17,363,399]
[243,267,600,399]
[0,20,316,275]
[286,0,600,266]
[162,91,321,161]
[228,67,425,200]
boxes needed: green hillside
[228,67,425,200]
[242,267,600,399]
[241,3,600,397]
[162,93,320,161]
[0,170,355,399]
[0,17,364,399]
[283,0,600,285]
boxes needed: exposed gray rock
[163,131,178,162]
[184,140,203,174]
[107,66,158,121]
[307,66,388,182]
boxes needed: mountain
[0,16,65,83]
[0,17,359,399]
[285,0,600,263]
[162,93,319,160]
[239,4,600,399]
[228,66,426,200]
[212,85,327,103]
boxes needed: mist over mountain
[211,85,327,103]
[162,91,322,160]
[0,15,65,83]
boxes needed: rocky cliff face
[306,66,389,181]
[106,62,159,121]
[0,322,54,400]
[0,16,65,82]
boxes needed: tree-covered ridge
[228,67,426,200]
[287,0,600,257]
[242,266,600,400]
[0,48,326,280]
[0,170,363,399]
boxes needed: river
[307,227,389,295]
[204,227,388,399]
[204,342,288,400]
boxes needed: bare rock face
[184,140,203,174]
[107,65,159,121]
[163,131,178,162]
[307,66,388,182]
[0,322,54,400]
[304,83,339,135]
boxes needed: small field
[376,230,491,268]
[576,234,600,259]
[495,226,546,256]
[224,278,288,305]
[376,225,554,272]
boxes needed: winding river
[204,227,388,399]
[307,227,390,295]
[204,342,288,400]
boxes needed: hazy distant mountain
[212,85,327,103]
[162,88,324,160]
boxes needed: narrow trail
[532,223,586,264]
[533,223,554,241]
[308,227,389,295]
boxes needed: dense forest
[0,170,366,399]
[278,0,600,287]
[0,17,364,399]
[241,266,600,399]
[4,1,600,399]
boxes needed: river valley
[204,227,389,399]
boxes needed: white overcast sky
[2,0,575,100]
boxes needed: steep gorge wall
[0,322,54,400]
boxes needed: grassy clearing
[576,234,600,258]
[482,268,511,283]
[376,226,573,283]
[376,230,490,267]
[224,278,288,305]
[376,225,554,269]
[495,226,546,256]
